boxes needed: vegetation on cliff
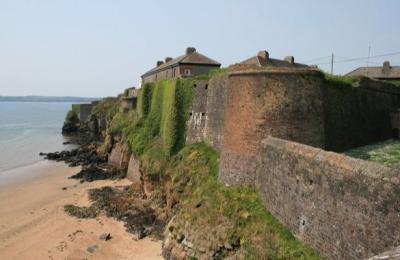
[62,110,80,134]
[106,79,194,181]
[92,97,120,121]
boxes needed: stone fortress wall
[183,66,400,259]
[257,137,400,260]
[106,65,400,259]
[323,77,400,152]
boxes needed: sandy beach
[0,161,162,260]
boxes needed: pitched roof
[142,49,221,77]
[240,51,308,68]
[346,64,400,79]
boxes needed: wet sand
[0,161,162,260]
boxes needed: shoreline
[0,160,66,187]
[0,158,162,259]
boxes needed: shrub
[65,110,79,124]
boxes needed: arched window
[184,69,191,76]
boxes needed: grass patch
[92,98,120,121]
[345,139,400,167]
[324,73,357,89]
[384,80,400,87]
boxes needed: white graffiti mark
[189,111,205,130]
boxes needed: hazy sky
[1,0,399,97]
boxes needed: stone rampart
[78,103,93,122]
[256,136,400,260]
[323,77,400,152]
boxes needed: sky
[1,0,400,97]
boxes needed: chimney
[284,56,295,64]
[165,57,173,63]
[257,50,269,60]
[156,60,164,67]
[383,61,391,73]
[186,47,196,55]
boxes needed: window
[205,84,208,90]
[184,69,191,76]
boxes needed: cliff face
[83,68,400,260]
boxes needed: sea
[0,102,75,173]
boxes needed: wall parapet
[256,136,400,260]
[227,67,323,77]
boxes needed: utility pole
[330,53,334,75]
[366,45,371,76]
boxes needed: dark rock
[43,144,107,168]
[87,245,98,253]
[64,204,99,218]
[62,187,67,190]
[69,165,125,182]
[99,233,111,241]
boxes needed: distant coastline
[0,96,99,103]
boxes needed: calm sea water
[0,102,74,173]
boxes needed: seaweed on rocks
[69,164,126,182]
[64,186,165,240]
[40,143,107,167]
[90,186,165,239]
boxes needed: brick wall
[219,68,325,185]
[256,137,400,260]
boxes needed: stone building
[125,86,138,98]
[141,47,221,83]
[346,61,400,82]
[120,87,138,112]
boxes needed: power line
[333,55,382,65]
[303,55,332,63]
[314,51,400,66]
